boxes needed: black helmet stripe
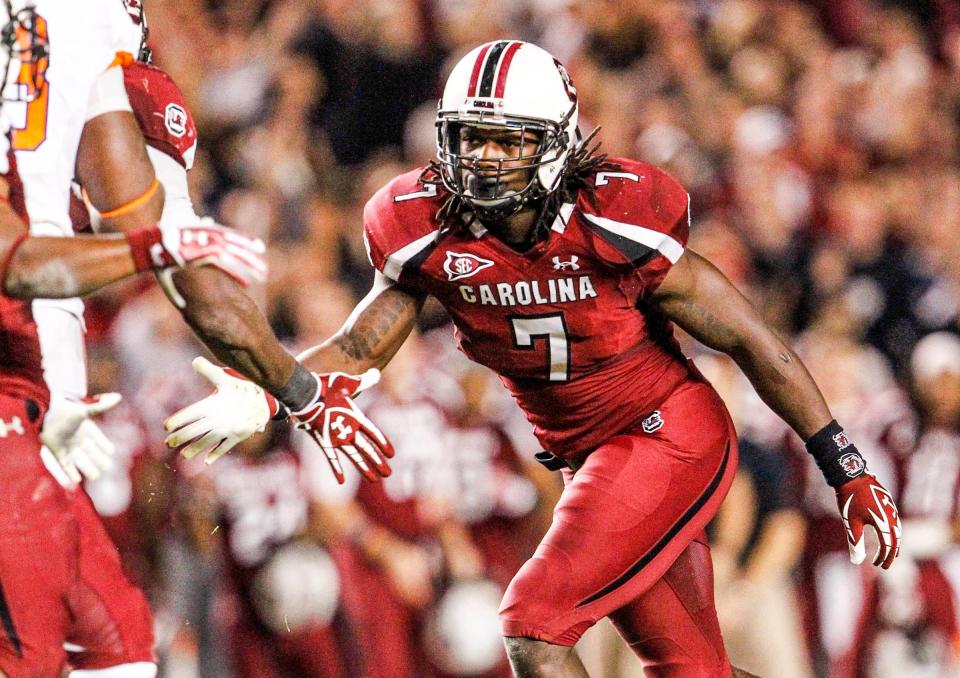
[476,40,511,98]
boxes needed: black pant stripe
[575,441,731,608]
[0,580,22,657]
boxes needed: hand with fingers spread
[164,357,281,465]
[287,370,394,484]
[290,368,394,484]
[164,358,394,483]
[40,393,122,487]
[806,420,902,569]
[837,474,902,569]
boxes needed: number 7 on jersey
[510,313,570,382]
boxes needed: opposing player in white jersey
[0,2,391,676]
[0,2,268,676]
[34,0,393,497]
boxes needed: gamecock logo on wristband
[839,452,865,477]
[833,431,851,450]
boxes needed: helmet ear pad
[535,126,573,194]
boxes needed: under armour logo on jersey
[641,411,664,434]
[330,415,353,441]
[165,103,188,138]
[552,255,580,271]
[0,417,25,437]
[444,251,494,281]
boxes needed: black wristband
[271,362,319,414]
[805,420,867,487]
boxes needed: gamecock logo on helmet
[839,452,865,477]
[444,252,494,282]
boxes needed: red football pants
[0,395,154,676]
[499,380,737,676]
[65,489,155,671]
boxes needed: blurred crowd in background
[76,0,960,676]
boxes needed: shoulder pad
[122,62,198,170]
[363,168,444,282]
[579,158,689,268]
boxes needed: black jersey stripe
[477,41,511,98]
[401,239,439,278]
[576,441,731,608]
[581,217,658,267]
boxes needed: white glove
[163,357,279,464]
[40,393,121,487]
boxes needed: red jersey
[72,60,198,233]
[364,158,693,458]
[0,148,48,409]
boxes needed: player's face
[458,125,541,200]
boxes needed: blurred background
[82,0,960,676]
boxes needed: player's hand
[129,219,267,307]
[164,357,281,464]
[40,393,121,487]
[290,370,395,484]
[836,474,902,569]
[156,219,267,286]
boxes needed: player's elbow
[3,255,80,300]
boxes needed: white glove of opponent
[164,357,393,483]
[163,357,281,465]
[40,392,121,487]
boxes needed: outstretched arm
[2,232,138,299]
[652,250,900,569]
[298,271,426,374]
[164,271,421,475]
[75,110,298,394]
[651,249,830,439]
[0,176,239,299]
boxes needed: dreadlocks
[419,126,620,238]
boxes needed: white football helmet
[436,40,579,216]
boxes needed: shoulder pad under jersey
[362,168,446,282]
[122,61,198,170]
[578,157,690,269]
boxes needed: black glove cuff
[271,362,320,415]
[805,419,867,487]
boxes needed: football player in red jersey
[168,40,902,677]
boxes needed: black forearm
[654,251,832,439]
[171,266,296,392]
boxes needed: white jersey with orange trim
[6,0,141,400]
